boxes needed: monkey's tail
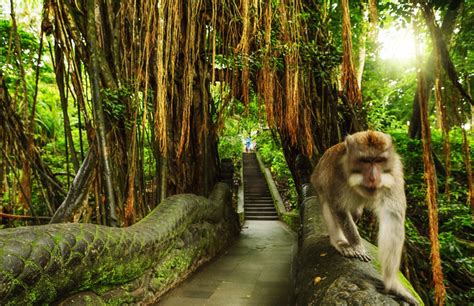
[378,206,419,305]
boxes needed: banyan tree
[1,0,363,226]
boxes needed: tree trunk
[54,42,80,172]
[87,0,118,226]
[340,0,362,107]
[409,0,464,139]
[50,149,97,223]
[414,20,446,306]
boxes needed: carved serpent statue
[0,183,239,305]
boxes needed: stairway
[243,153,279,221]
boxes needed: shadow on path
[157,220,297,306]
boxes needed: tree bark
[54,41,80,172]
[414,19,446,306]
[50,149,97,223]
[340,0,362,106]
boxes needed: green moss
[367,244,424,305]
[282,211,300,232]
[1,188,236,305]
[105,294,136,306]
[399,273,424,305]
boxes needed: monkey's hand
[338,243,371,262]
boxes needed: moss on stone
[0,185,238,305]
[281,211,300,232]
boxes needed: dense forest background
[0,0,472,304]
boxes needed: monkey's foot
[338,244,371,262]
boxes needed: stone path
[157,220,297,306]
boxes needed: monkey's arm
[335,210,371,262]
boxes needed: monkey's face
[345,131,395,198]
[347,155,394,198]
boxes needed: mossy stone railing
[0,183,239,305]
[295,182,422,305]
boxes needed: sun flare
[378,26,419,61]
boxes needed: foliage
[256,129,298,210]
[0,17,75,219]
[388,129,474,304]
[363,57,417,130]
[217,117,244,162]
[214,84,264,162]
[0,19,39,72]
[212,81,298,210]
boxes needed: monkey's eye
[359,158,372,164]
[374,157,387,163]
[352,169,362,174]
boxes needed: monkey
[311,130,419,305]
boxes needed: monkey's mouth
[364,186,377,194]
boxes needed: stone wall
[0,183,240,305]
[295,183,422,305]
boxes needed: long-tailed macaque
[311,130,418,305]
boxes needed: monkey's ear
[345,134,354,148]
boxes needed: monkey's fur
[311,131,418,305]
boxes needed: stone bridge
[0,154,421,305]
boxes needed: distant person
[251,140,256,151]
[245,136,251,152]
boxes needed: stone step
[245,202,274,206]
[245,207,276,212]
[244,197,273,200]
[246,213,278,218]
[245,215,279,221]
[245,205,275,208]
[245,201,274,205]
[244,191,270,194]
[245,208,277,212]
[244,199,273,205]
[244,186,269,189]
[245,207,275,210]
[242,153,279,221]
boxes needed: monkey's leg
[334,210,371,262]
[322,202,348,249]
[351,206,364,223]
